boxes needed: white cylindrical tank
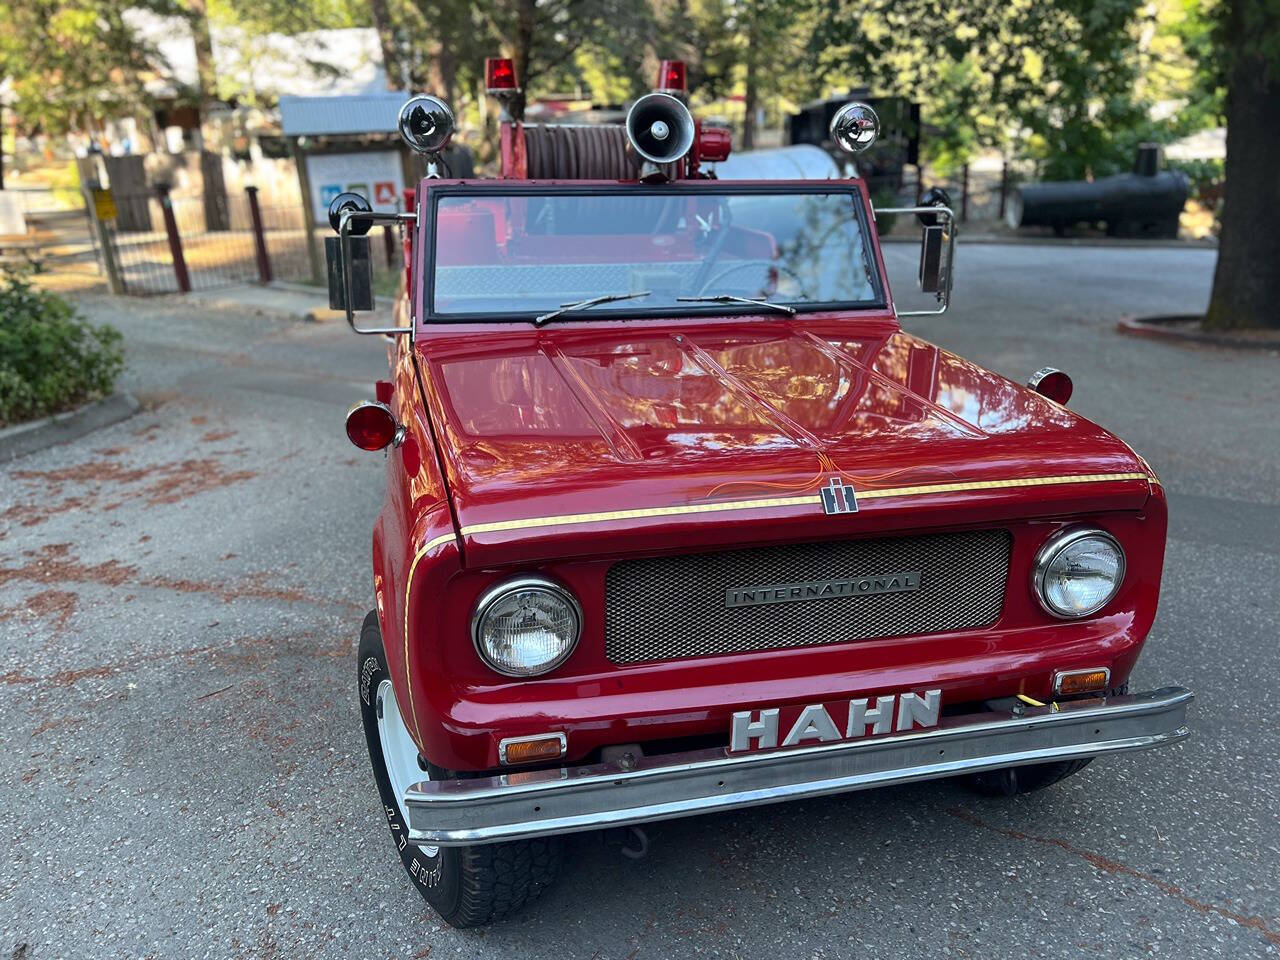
[711,145,841,180]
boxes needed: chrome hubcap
[375,678,439,858]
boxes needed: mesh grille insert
[604,529,1011,664]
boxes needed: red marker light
[486,57,519,93]
[657,60,687,94]
[696,125,732,164]
[1027,367,1074,405]
[346,400,401,451]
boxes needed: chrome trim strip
[404,686,1193,846]
[498,732,568,766]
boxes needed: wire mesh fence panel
[100,186,408,300]
[102,194,182,294]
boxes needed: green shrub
[0,271,125,428]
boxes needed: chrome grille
[604,529,1011,664]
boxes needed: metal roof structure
[279,92,410,137]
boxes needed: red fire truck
[327,59,1192,928]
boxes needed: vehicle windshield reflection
[430,188,881,320]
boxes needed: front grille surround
[604,529,1012,664]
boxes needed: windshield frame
[422,181,886,324]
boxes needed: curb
[881,234,1217,249]
[0,392,140,461]
[1116,315,1280,352]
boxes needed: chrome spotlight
[830,101,880,155]
[398,95,455,176]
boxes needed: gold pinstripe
[398,470,1152,742]
[457,471,1153,537]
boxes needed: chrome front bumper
[405,686,1193,847]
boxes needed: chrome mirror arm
[339,209,417,335]
[872,204,956,317]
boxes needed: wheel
[963,757,1094,796]
[356,611,563,927]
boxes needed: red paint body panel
[369,179,1167,773]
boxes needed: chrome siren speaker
[830,101,880,154]
[398,95,455,156]
[625,92,696,177]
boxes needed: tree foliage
[0,0,178,136]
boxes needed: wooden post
[157,184,191,293]
[961,163,970,223]
[84,184,125,295]
[245,186,272,283]
[998,158,1008,222]
[290,138,323,285]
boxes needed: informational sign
[91,188,118,223]
[306,151,405,222]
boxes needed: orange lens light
[499,734,566,765]
[1054,668,1110,696]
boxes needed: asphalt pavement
[3,243,1277,959]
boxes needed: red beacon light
[346,400,404,451]
[1027,367,1074,405]
[657,60,687,96]
[486,57,519,95]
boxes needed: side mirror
[326,193,374,312]
[873,193,956,317]
[324,192,414,336]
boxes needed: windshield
[428,186,882,320]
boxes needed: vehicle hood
[414,317,1152,566]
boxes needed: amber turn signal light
[346,400,402,451]
[1053,668,1111,696]
[499,733,567,766]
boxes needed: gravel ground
[2,244,1277,959]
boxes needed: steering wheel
[699,260,810,300]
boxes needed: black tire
[963,757,1094,796]
[356,611,563,927]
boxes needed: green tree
[0,0,175,137]
[811,0,1165,178]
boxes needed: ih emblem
[821,476,858,515]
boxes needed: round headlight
[472,576,582,677]
[1033,528,1126,619]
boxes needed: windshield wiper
[677,294,796,316]
[534,291,652,326]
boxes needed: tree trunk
[741,12,758,150]
[1203,0,1280,330]
[187,0,217,105]
[368,0,402,90]
[507,0,537,122]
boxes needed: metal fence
[94,186,405,297]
